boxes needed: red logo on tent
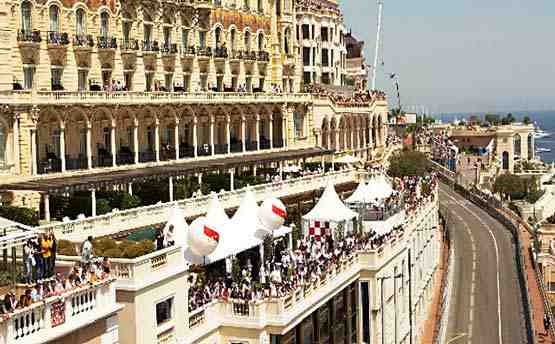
[203,226,220,243]
[272,205,287,219]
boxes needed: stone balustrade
[0,91,315,106]
[58,245,184,291]
[40,169,359,242]
[0,279,119,344]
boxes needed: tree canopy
[387,149,429,178]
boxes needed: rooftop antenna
[371,0,384,90]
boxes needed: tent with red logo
[302,182,358,239]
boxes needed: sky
[340,0,555,114]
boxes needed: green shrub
[137,239,155,255]
[92,237,117,256]
[120,193,142,209]
[0,205,39,226]
[103,248,124,258]
[96,198,112,216]
[57,239,77,256]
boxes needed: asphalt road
[439,184,527,344]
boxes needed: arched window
[258,33,264,51]
[258,0,263,12]
[276,0,281,16]
[49,5,60,32]
[502,151,509,170]
[215,27,222,48]
[244,31,251,51]
[100,11,109,37]
[76,8,86,35]
[230,29,236,51]
[513,134,521,157]
[0,123,5,165]
[21,1,32,32]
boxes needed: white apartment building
[296,0,348,87]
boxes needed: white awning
[335,155,361,164]
[303,182,358,223]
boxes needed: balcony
[0,279,121,344]
[17,30,41,45]
[196,46,212,60]
[161,42,178,56]
[73,34,94,50]
[243,50,257,63]
[121,39,139,52]
[97,36,117,50]
[142,40,159,55]
[213,47,228,60]
[47,31,70,47]
[229,49,241,63]
[257,51,270,63]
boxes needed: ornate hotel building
[0,0,388,209]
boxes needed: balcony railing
[0,279,118,344]
[47,31,70,46]
[17,29,41,43]
[39,169,357,242]
[161,42,178,55]
[73,34,94,48]
[230,49,242,60]
[142,40,159,52]
[121,38,139,51]
[181,46,195,56]
[257,51,270,62]
[97,36,117,49]
[213,47,228,58]
[243,50,257,60]
[197,46,212,57]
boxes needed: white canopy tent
[302,182,359,238]
[183,191,292,266]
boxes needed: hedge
[0,205,39,226]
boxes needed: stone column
[86,120,92,170]
[59,121,66,172]
[43,193,50,222]
[154,117,160,162]
[226,115,231,154]
[350,127,354,151]
[282,112,287,148]
[279,161,283,180]
[327,129,331,150]
[110,119,117,167]
[128,182,133,195]
[255,114,261,151]
[133,117,139,164]
[230,168,235,191]
[198,173,202,186]
[210,115,215,156]
[169,176,174,202]
[31,128,37,175]
[335,130,340,151]
[91,189,96,217]
[253,165,257,176]
[174,118,180,160]
[269,114,274,149]
[241,115,246,152]
[193,115,198,157]
[12,114,20,175]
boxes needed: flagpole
[372,0,384,90]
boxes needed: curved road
[439,184,527,343]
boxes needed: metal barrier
[433,207,453,343]
[430,160,537,343]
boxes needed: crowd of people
[296,0,341,15]
[305,84,387,106]
[0,257,111,319]
[187,172,440,314]
[386,134,402,146]
[22,231,57,284]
